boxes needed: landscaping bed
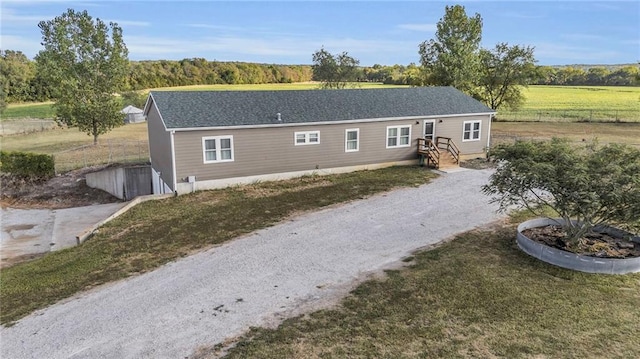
[522,225,640,258]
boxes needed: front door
[423,119,436,141]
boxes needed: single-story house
[121,105,146,124]
[143,87,495,194]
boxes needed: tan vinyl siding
[428,115,490,154]
[146,99,174,189]
[173,119,423,182]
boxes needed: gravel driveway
[1,169,503,358]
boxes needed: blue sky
[1,1,638,66]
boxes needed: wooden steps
[438,152,459,169]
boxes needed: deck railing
[435,137,460,164]
[417,138,440,168]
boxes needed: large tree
[312,47,360,89]
[0,50,36,103]
[419,5,482,94]
[477,43,536,110]
[36,9,129,144]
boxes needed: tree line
[3,53,636,106]
[0,50,313,104]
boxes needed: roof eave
[167,112,496,132]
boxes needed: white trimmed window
[345,128,359,152]
[386,125,411,148]
[294,131,320,145]
[463,120,481,142]
[202,136,234,163]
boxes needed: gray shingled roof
[149,86,494,129]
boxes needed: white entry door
[423,119,436,141]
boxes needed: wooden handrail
[417,138,440,168]
[436,137,460,164]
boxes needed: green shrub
[0,151,55,180]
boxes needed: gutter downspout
[170,130,177,194]
[486,113,493,157]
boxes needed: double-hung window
[462,120,481,141]
[386,125,411,148]
[294,131,320,145]
[202,136,234,163]
[345,128,359,152]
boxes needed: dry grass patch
[218,219,640,359]
[492,122,640,147]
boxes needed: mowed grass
[0,166,437,325]
[152,82,408,91]
[2,102,55,120]
[492,122,640,147]
[1,122,149,171]
[216,220,640,359]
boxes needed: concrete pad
[0,208,55,262]
[0,202,127,265]
[51,203,127,251]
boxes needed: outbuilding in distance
[121,105,146,124]
[143,87,496,194]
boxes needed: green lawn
[2,102,55,120]
[0,166,437,325]
[211,219,640,359]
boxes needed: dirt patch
[460,157,496,170]
[522,225,640,258]
[1,165,122,209]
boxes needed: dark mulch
[523,225,640,258]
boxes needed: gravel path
[1,169,503,358]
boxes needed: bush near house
[0,151,55,180]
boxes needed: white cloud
[397,23,437,32]
[106,19,150,27]
[124,34,415,63]
[0,8,53,24]
[534,42,622,63]
[560,33,606,42]
[499,11,545,19]
[0,35,42,57]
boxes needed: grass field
[1,123,149,172]
[2,102,55,120]
[214,218,640,358]
[492,122,640,147]
[498,86,640,122]
[0,166,437,325]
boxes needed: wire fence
[490,133,640,149]
[53,139,149,174]
[0,119,58,136]
[495,109,640,123]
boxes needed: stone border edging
[516,218,640,275]
[76,194,174,244]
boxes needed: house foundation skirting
[174,159,419,194]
